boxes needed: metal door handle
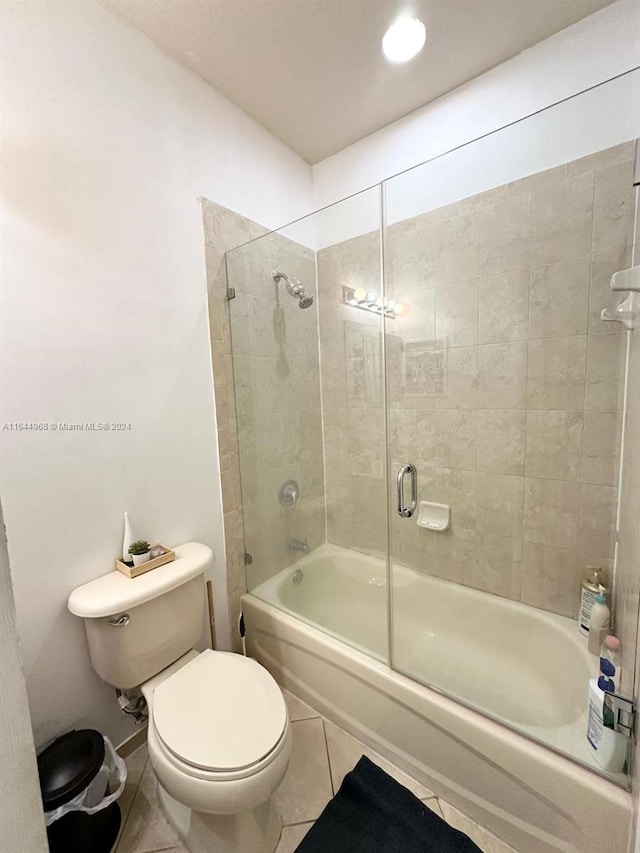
[397,463,417,518]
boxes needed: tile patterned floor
[114,687,517,853]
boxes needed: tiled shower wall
[227,235,325,590]
[203,199,325,649]
[318,141,636,619]
[202,199,267,651]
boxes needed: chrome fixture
[279,479,300,510]
[397,463,417,518]
[288,537,310,554]
[115,689,147,725]
[292,568,304,585]
[108,614,130,627]
[343,285,405,318]
[272,269,314,308]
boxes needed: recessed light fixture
[382,17,426,63]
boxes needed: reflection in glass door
[383,74,639,786]
[226,187,390,662]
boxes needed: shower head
[272,269,314,309]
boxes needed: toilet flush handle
[108,614,130,627]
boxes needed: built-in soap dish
[417,501,450,531]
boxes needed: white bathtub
[243,543,633,853]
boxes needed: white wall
[1,0,313,748]
[0,502,49,852]
[313,0,640,211]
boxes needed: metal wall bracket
[227,288,236,300]
[606,693,635,738]
[244,552,253,565]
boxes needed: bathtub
[242,543,633,853]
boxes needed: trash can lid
[37,729,105,811]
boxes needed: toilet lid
[153,650,287,772]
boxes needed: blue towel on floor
[294,756,482,853]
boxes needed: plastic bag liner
[44,737,127,827]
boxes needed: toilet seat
[152,650,288,776]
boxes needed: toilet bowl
[142,649,292,853]
[67,544,292,853]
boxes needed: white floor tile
[274,719,333,825]
[323,718,435,800]
[275,822,314,853]
[115,761,182,853]
[120,746,148,825]
[281,688,320,722]
[439,801,518,853]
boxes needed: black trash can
[37,729,122,853]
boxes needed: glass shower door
[226,187,389,662]
[382,72,639,786]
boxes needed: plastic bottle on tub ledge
[587,593,610,655]
[587,635,627,773]
[598,635,622,694]
[579,566,608,636]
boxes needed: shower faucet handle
[279,479,299,510]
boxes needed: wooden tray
[115,545,175,579]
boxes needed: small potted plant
[128,540,151,566]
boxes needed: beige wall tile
[476,472,524,538]
[477,410,526,475]
[526,336,587,410]
[520,542,578,617]
[440,184,508,218]
[529,257,590,339]
[477,192,531,276]
[437,213,479,285]
[531,172,594,266]
[581,411,621,486]
[507,165,565,197]
[585,332,626,412]
[432,467,477,530]
[390,345,446,408]
[525,411,583,481]
[478,270,529,344]
[592,161,636,257]
[578,484,617,558]
[434,410,477,470]
[386,219,440,292]
[523,478,580,550]
[477,341,527,409]
[321,358,348,409]
[434,527,478,585]
[396,288,436,344]
[564,141,635,179]
[389,408,436,468]
[435,346,478,409]
[472,534,522,600]
[435,280,478,348]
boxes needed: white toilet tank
[68,542,213,689]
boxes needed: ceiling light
[382,18,426,63]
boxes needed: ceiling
[102,0,617,163]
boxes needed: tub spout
[288,537,310,554]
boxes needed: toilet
[67,542,291,853]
